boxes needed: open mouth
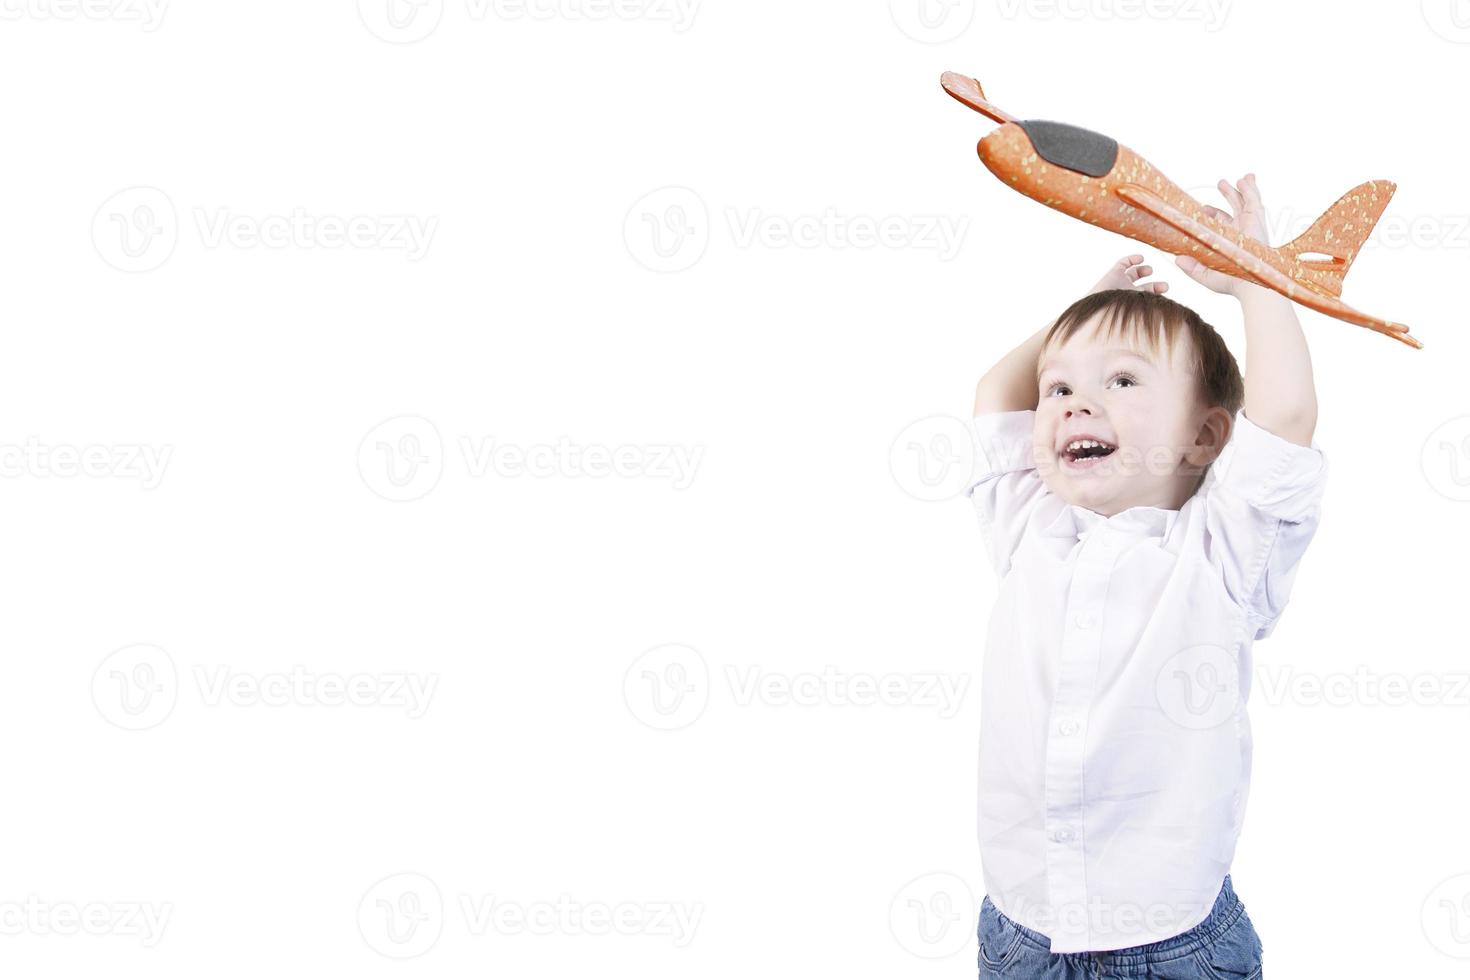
[1060,438,1117,470]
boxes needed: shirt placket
[1043,525,1117,949]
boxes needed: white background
[2,0,1468,976]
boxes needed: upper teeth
[1067,439,1109,452]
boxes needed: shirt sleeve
[966,409,1050,579]
[1202,410,1329,640]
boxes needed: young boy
[968,175,1326,979]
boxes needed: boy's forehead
[1040,319,1187,374]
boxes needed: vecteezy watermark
[459,894,702,947]
[359,873,445,959]
[1422,0,1470,43]
[624,187,970,272]
[725,208,968,261]
[357,415,703,502]
[725,665,968,719]
[92,186,437,272]
[192,666,437,717]
[1154,643,1241,730]
[623,644,971,730]
[357,873,702,959]
[1180,182,1470,254]
[0,0,168,30]
[623,187,709,273]
[91,644,438,729]
[1255,665,1470,709]
[1423,872,1470,959]
[890,415,1226,504]
[889,0,976,43]
[994,0,1231,30]
[0,896,173,947]
[357,0,699,43]
[623,644,709,731]
[0,439,171,489]
[890,415,977,503]
[889,872,975,959]
[91,644,178,731]
[1421,415,1470,502]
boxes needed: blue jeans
[977,875,1264,979]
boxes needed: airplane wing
[1113,182,1420,349]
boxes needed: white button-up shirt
[966,408,1329,953]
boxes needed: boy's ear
[1187,406,1234,467]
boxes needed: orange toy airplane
[941,71,1422,349]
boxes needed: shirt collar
[1040,500,1178,541]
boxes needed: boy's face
[1033,313,1230,516]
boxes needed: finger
[1150,280,1168,294]
[1117,254,1145,268]
[1127,264,1153,279]
[1174,254,1208,283]
[1202,205,1230,223]
[1239,173,1263,213]
[1218,178,1245,214]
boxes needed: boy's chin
[1047,470,1129,509]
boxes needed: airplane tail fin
[1277,180,1395,298]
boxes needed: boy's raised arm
[974,322,1049,416]
[1175,174,1319,446]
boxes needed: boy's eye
[1043,374,1136,397]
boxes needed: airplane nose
[977,122,1029,167]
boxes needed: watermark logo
[92,647,438,727]
[1154,643,1239,730]
[625,187,709,273]
[889,872,975,958]
[1422,415,1470,502]
[358,875,702,956]
[92,186,177,273]
[889,0,975,43]
[890,415,977,502]
[1422,873,1470,958]
[92,644,178,731]
[358,873,444,959]
[358,416,703,501]
[358,416,445,503]
[625,646,970,728]
[357,0,445,43]
[92,188,436,272]
[1422,0,1470,43]
[627,189,970,272]
[624,643,709,731]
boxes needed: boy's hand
[1174,173,1272,298]
[1089,254,1168,295]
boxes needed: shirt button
[1053,827,1076,843]
[1059,719,1079,736]
[1074,612,1096,629]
